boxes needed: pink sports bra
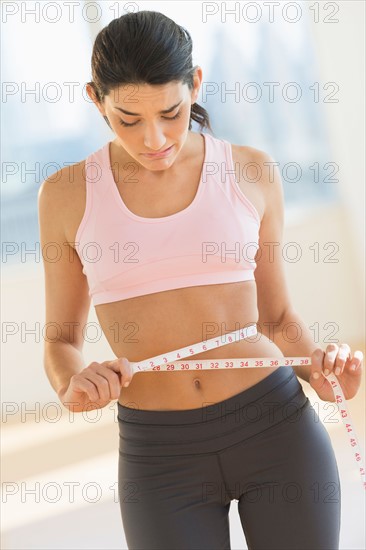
[75,132,261,306]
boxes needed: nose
[143,124,167,152]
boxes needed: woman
[38,11,363,550]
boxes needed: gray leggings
[117,366,341,550]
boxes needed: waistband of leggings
[118,365,298,425]
[117,366,309,456]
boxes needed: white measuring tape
[130,324,365,491]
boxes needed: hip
[117,365,311,456]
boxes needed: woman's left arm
[249,148,363,402]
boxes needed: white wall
[283,0,365,348]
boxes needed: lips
[143,145,173,156]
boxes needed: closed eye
[119,110,182,127]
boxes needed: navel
[193,378,202,389]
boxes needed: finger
[348,350,364,373]
[83,371,111,401]
[310,349,325,383]
[323,344,339,376]
[334,343,351,376]
[106,357,133,387]
[101,360,123,374]
[71,376,100,403]
[95,366,122,400]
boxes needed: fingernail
[123,381,130,387]
[351,364,357,371]
[324,369,330,376]
[313,372,320,379]
[335,367,341,375]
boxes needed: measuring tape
[130,324,365,491]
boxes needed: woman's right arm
[38,166,132,412]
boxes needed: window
[2,1,336,270]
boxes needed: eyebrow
[112,100,183,116]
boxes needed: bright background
[1,1,365,548]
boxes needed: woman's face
[90,73,201,173]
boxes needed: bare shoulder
[231,143,275,182]
[229,142,276,222]
[38,160,87,245]
[38,160,86,202]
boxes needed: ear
[86,83,107,118]
[191,66,203,103]
[86,82,98,103]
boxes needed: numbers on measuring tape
[128,324,365,491]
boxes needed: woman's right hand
[58,357,133,412]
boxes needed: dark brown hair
[87,10,214,134]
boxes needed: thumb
[309,349,327,391]
[105,357,133,387]
[117,357,133,387]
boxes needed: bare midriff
[95,281,285,411]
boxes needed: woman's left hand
[309,344,363,402]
